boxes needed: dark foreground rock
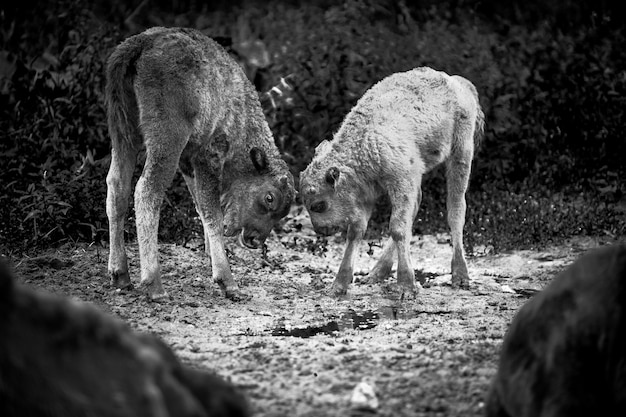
[487,244,626,417]
[0,258,249,417]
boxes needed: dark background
[1,0,624,255]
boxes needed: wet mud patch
[5,208,613,417]
[271,309,380,338]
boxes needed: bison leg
[134,133,188,299]
[388,184,421,298]
[192,163,245,301]
[445,146,473,289]
[367,181,424,286]
[330,221,367,297]
[106,144,138,290]
[182,173,211,258]
[366,237,396,284]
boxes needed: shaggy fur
[486,244,626,417]
[105,27,295,300]
[0,259,250,417]
[300,67,484,297]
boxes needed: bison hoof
[399,283,420,301]
[328,282,348,298]
[224,287,252,302]
[137,279,169,301]
[363,271,389,285]
[149,290,171,302]
[365,264,393,285]
[109,271,132,290]
[216,279,250,302]
[451,276,470,290]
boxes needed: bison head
[221,147,295,249]
[300,142,373,238]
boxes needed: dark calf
[106,27,295,300]
[0,259,249,417]
[486,244,626,417]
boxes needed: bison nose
[309,200,328,214]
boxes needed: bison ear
[250,147,268,173]
[325,167,340,188]
[315,140,331,155]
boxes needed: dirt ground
[9,205,611,417]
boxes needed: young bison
[0,259,250,417]
[300,67,484,297]
[486,244,626,417]
[106,27,295,301]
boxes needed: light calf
[300,67,484,297]
[486,244,626,416]
[105,27,295,300]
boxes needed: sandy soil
[10,206,607,417]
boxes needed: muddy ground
[9,206,612,417]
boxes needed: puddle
[271,309,379,338]
[270,306,455,338]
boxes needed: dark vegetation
[1,0,625,255]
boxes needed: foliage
[0,3,114,250]
[463,189,624,254]
[0,0,200,251]
[1,0,624,255]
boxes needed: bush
[0,4,115,250]
[476,19,626,192]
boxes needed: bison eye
[310,201,327,213]
[265,193,275,205]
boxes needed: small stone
[350,380,378,411]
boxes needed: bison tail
[474,104,485,150]
[105,35,147,150]
[451,75,485,150]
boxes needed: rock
[350,380,379,411]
